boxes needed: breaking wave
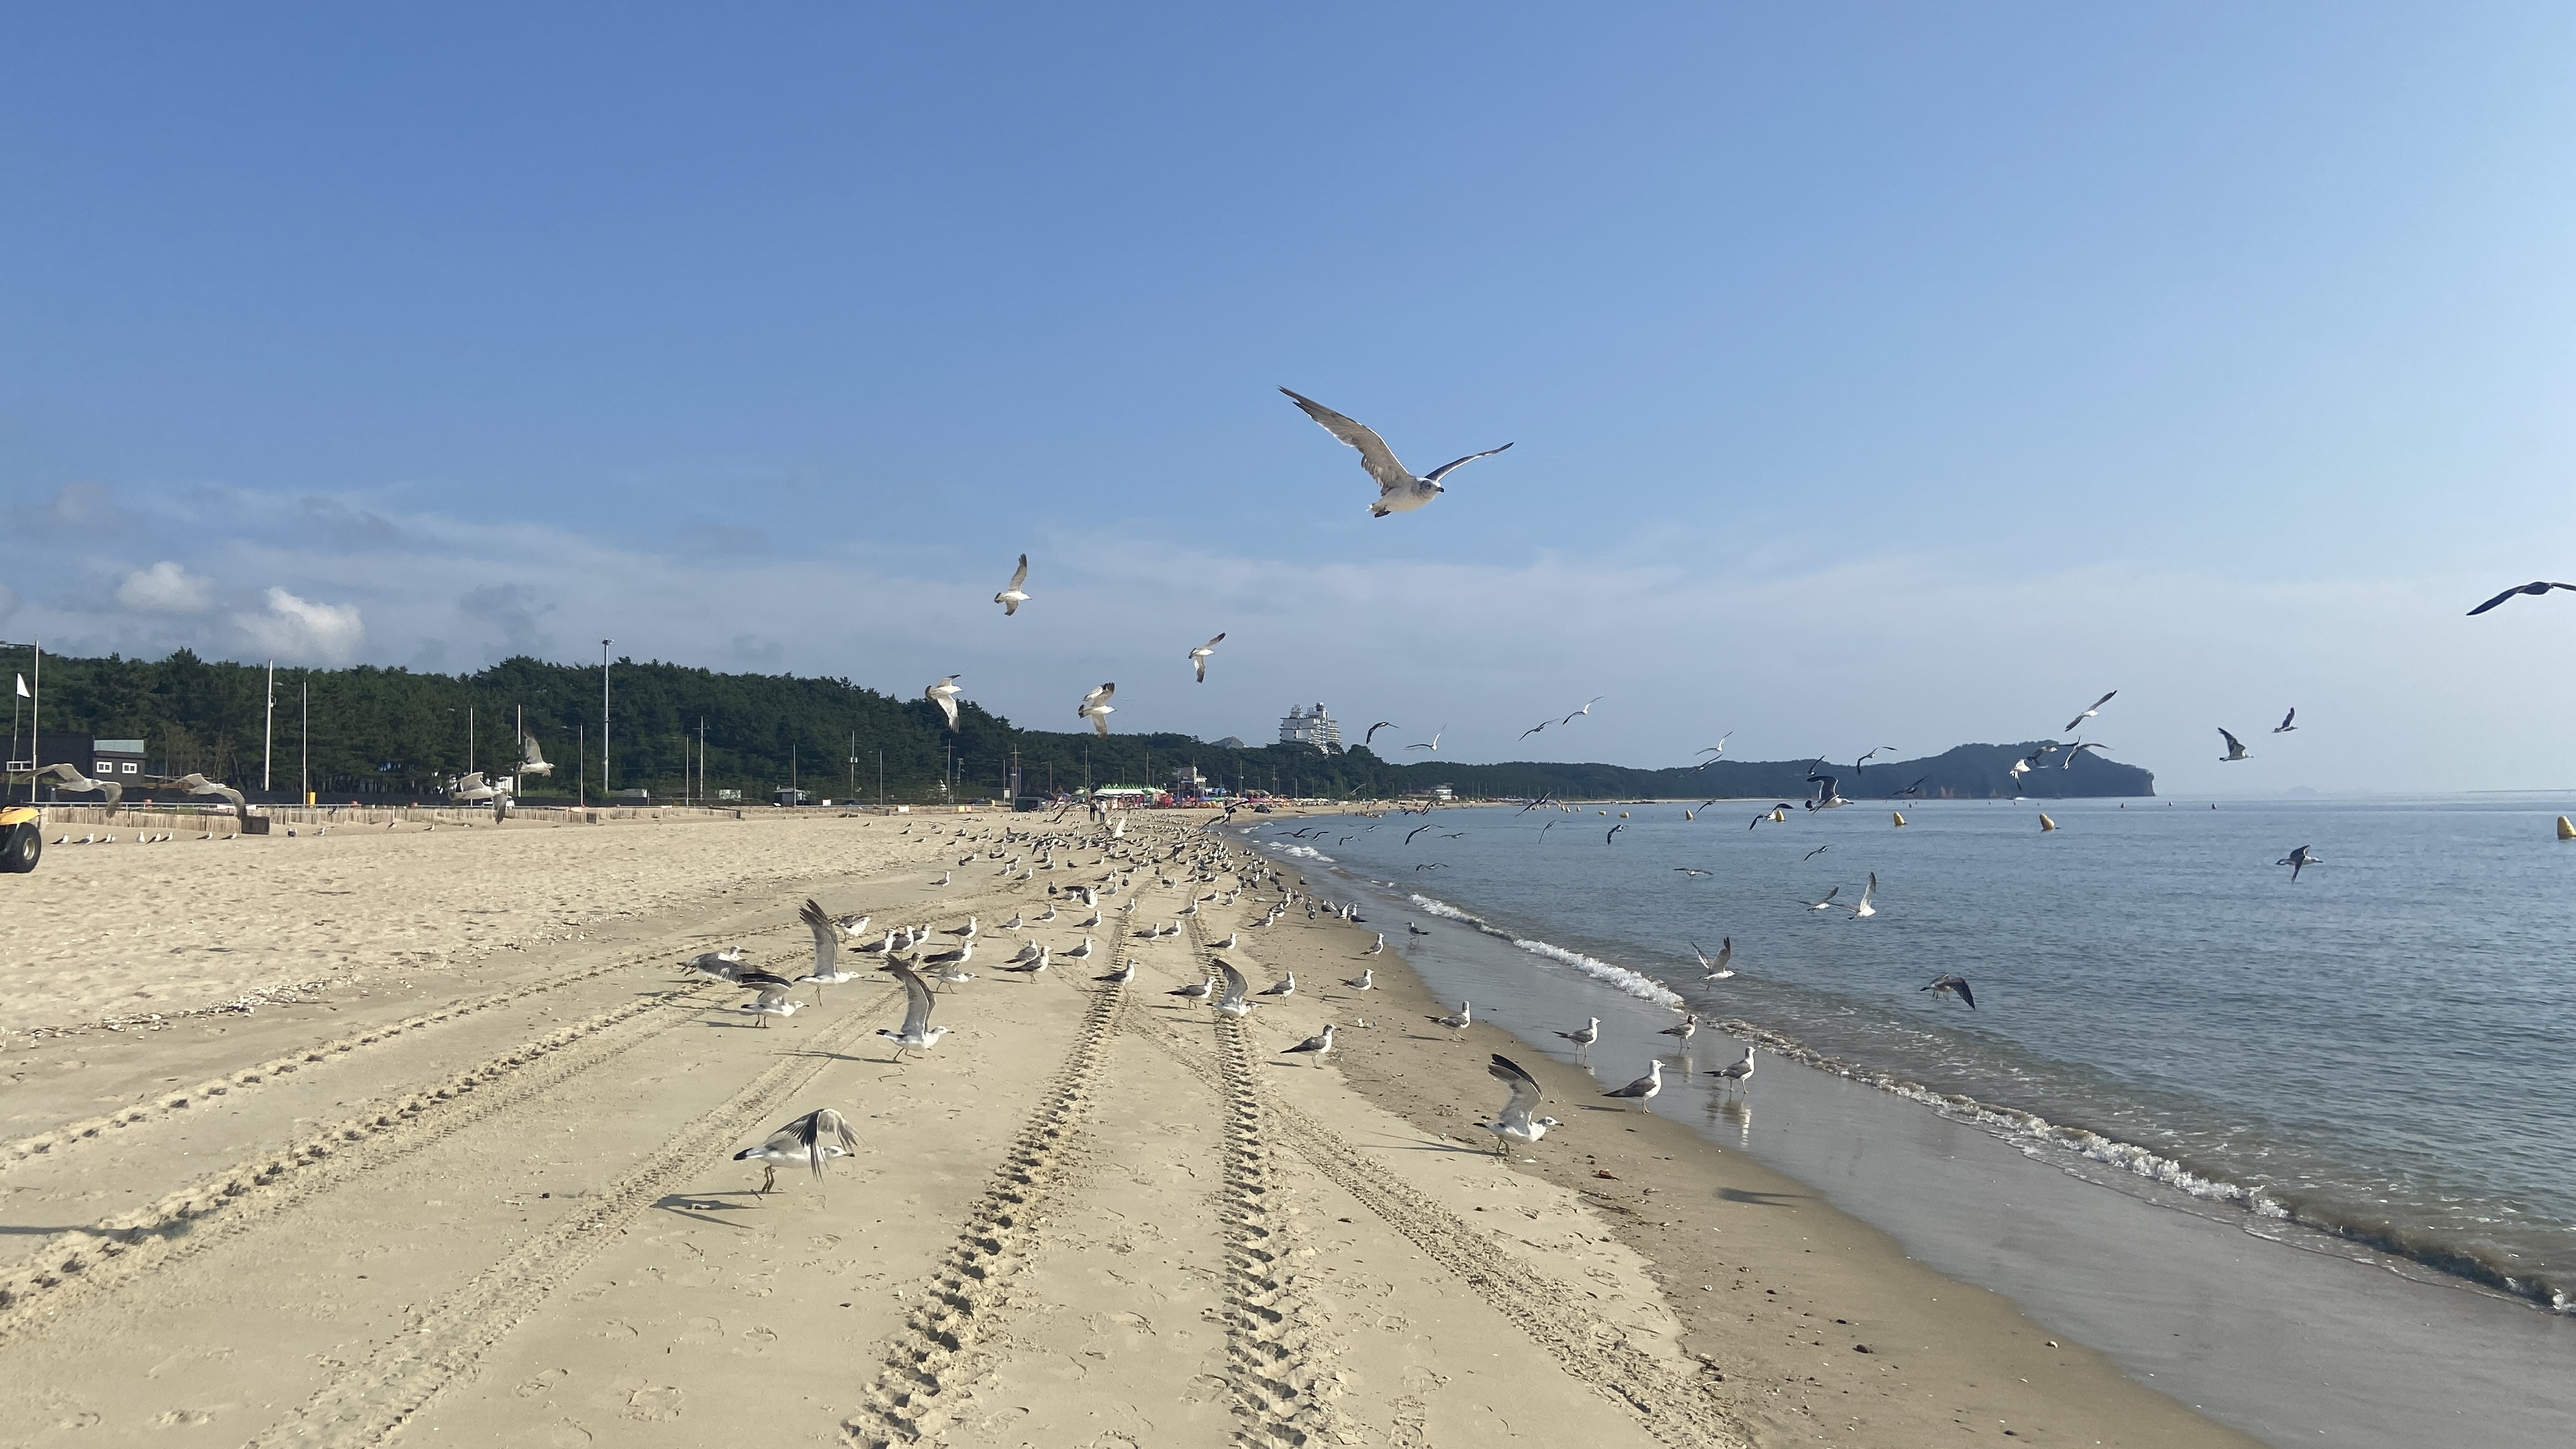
[1407,894,1683,1008]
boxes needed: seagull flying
[1406,725,1447,753]
[1078,682,1117,737]
[2276,844,2320,882]
[2467,581,2576,616]
[1922,974,1976,1009]
[2061,740,2112,769]
[2218,727,2252,762]
[1560,696,1603,725]
[925,675,965,732]
[877,963,949,1061]
[1280,387,1514,518]
[994,553,1031,615]
[1802,886,1841,910]
[1364,721,1397,746]
[2274,709,2298,734]
[2064,690,2118,733]
[1843,871,1878,919]
[1188,632,1227,682]
[1694,732,1735,759]
[1692,938,1735,979]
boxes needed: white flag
[12,673,25,698]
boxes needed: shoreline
[1241,827,2576,1446]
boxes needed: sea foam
[1407,894,1683,1007]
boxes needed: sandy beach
[0,808,2257,1446]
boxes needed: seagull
[1897,777,1928,798]
[1279,387,1514,517]
[733,1108,861,1196]
[1344,969,1376,990]
[1694,732,1735,759]
[1258,971,1297,999]
[1406,725,1447,753]
[922,937,975,972]
[1181,632,1230,684]
[1708,1047,1757,1092]
[1517,719,1550,740]
[2061,740,2112,769]
[1802,845,1830,862]
[2467,580,2576,615]
[1922,974,1976,1009]
[1169,975,1217,1002]
[1802,886,1841,910]
[832,910,874,940]
[1476,1054,1561,1153]
[1748,805,1791,830]
[1804,769,1847,809]
[1843,872,1878,919]
[1097,958,1138,985]
[2064,689,2118,733]
[797,899,861,999]
[878,963,949,1061]
[1659,1013,1699,1041]
[1606,823,1626,843]
[1554,1016,1600,1050]
[993,553,1031,615]
[1280,1023,1335,1066]
[925,675,965,732]
[2274,709,2298,734]
[1002,945,1051,977]
[1853,745,1897,774]
[2218,727,2253,762]
[1078,682,1117,737]
[1560,696,1604,725]
[1363,721,1397,746]
[1062,936,1094,961]
[682,946,749,983]
[1674,867,1712,878]
[2276,844,2320,882]
[1432,1000,1473,1031]
[1208,931,1238,949]
[1214,962,1259,1017]
[1364,933,1384,955]
[1602,1059,1664,1113]
[737,970,803,1027]
[1692,938,1735,979]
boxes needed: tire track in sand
[241,979,906,1448]
[839,910,1132,1448]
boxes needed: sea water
[1252,794,2576,1310]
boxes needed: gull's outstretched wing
[1006,553,1029,591]
[892,965,936,1035]
[800,898,838,974]
[1424,442,1514,483]
[1488,1053,1544,1126]
[762,1108,860,1178]
[1217,960,1250,1009]
[1282,388,1413,493]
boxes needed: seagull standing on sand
[1169,975,1217,1002]
[2276,844,2320,882]
[2218,728,2253,762]
[734,1108,861,1196]
[1922,974,1977,1009]
[1693,938,1735,979]
[1603,1059,1664,1113]
[1189,633,1227,682]
[1259,971,1296,999]
[1709,1047,1757,1092]
[993,554,1031,615]
[1478,1054,1561,1154]
[1078,682,1117,737]
[1344,968,1376,991]
[1279,387,1514,518]
[2064,690,2119,733]
[1365,933,1384,956]
[925,676,965,732]
[1432,1001,1473,1032]
[1555,1016,1600,1052]
[1097,958,1138,985]
[878,964,948,1061]
[2467,580,2576,615]
[1280,1023,1335,1066]
[1214,962,1259,1018]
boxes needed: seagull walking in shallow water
[1708,1047,1757,1092]
[1554,1016,1600,1052]
[1603,1059,1664,1112]
[1280,387,1514,518]
[1478,1054,1560,1154]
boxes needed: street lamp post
[601,640,612,800]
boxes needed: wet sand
[0,808,2254,1445]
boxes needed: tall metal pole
[263,660,275,791]
[26,641,37,806]
[467,704,475,777]
[301,680,309,802]
[578,725,585,808]
[601,640,612,799]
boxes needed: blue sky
[6,4,2575,792]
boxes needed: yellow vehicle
[1,804,38,873]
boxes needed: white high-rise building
[1278,702,1341,749]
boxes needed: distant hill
[10,650,2153,802]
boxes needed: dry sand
[0,808,2259,1446]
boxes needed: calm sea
[1249,792,2576,1311]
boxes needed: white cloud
[116,560,217,615]
[235,587,367,664]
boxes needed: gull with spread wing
[1280,387,1514,518]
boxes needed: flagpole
[263,660,275,792]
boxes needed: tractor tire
[0,822,39,873]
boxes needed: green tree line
[6,648,2154,803]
